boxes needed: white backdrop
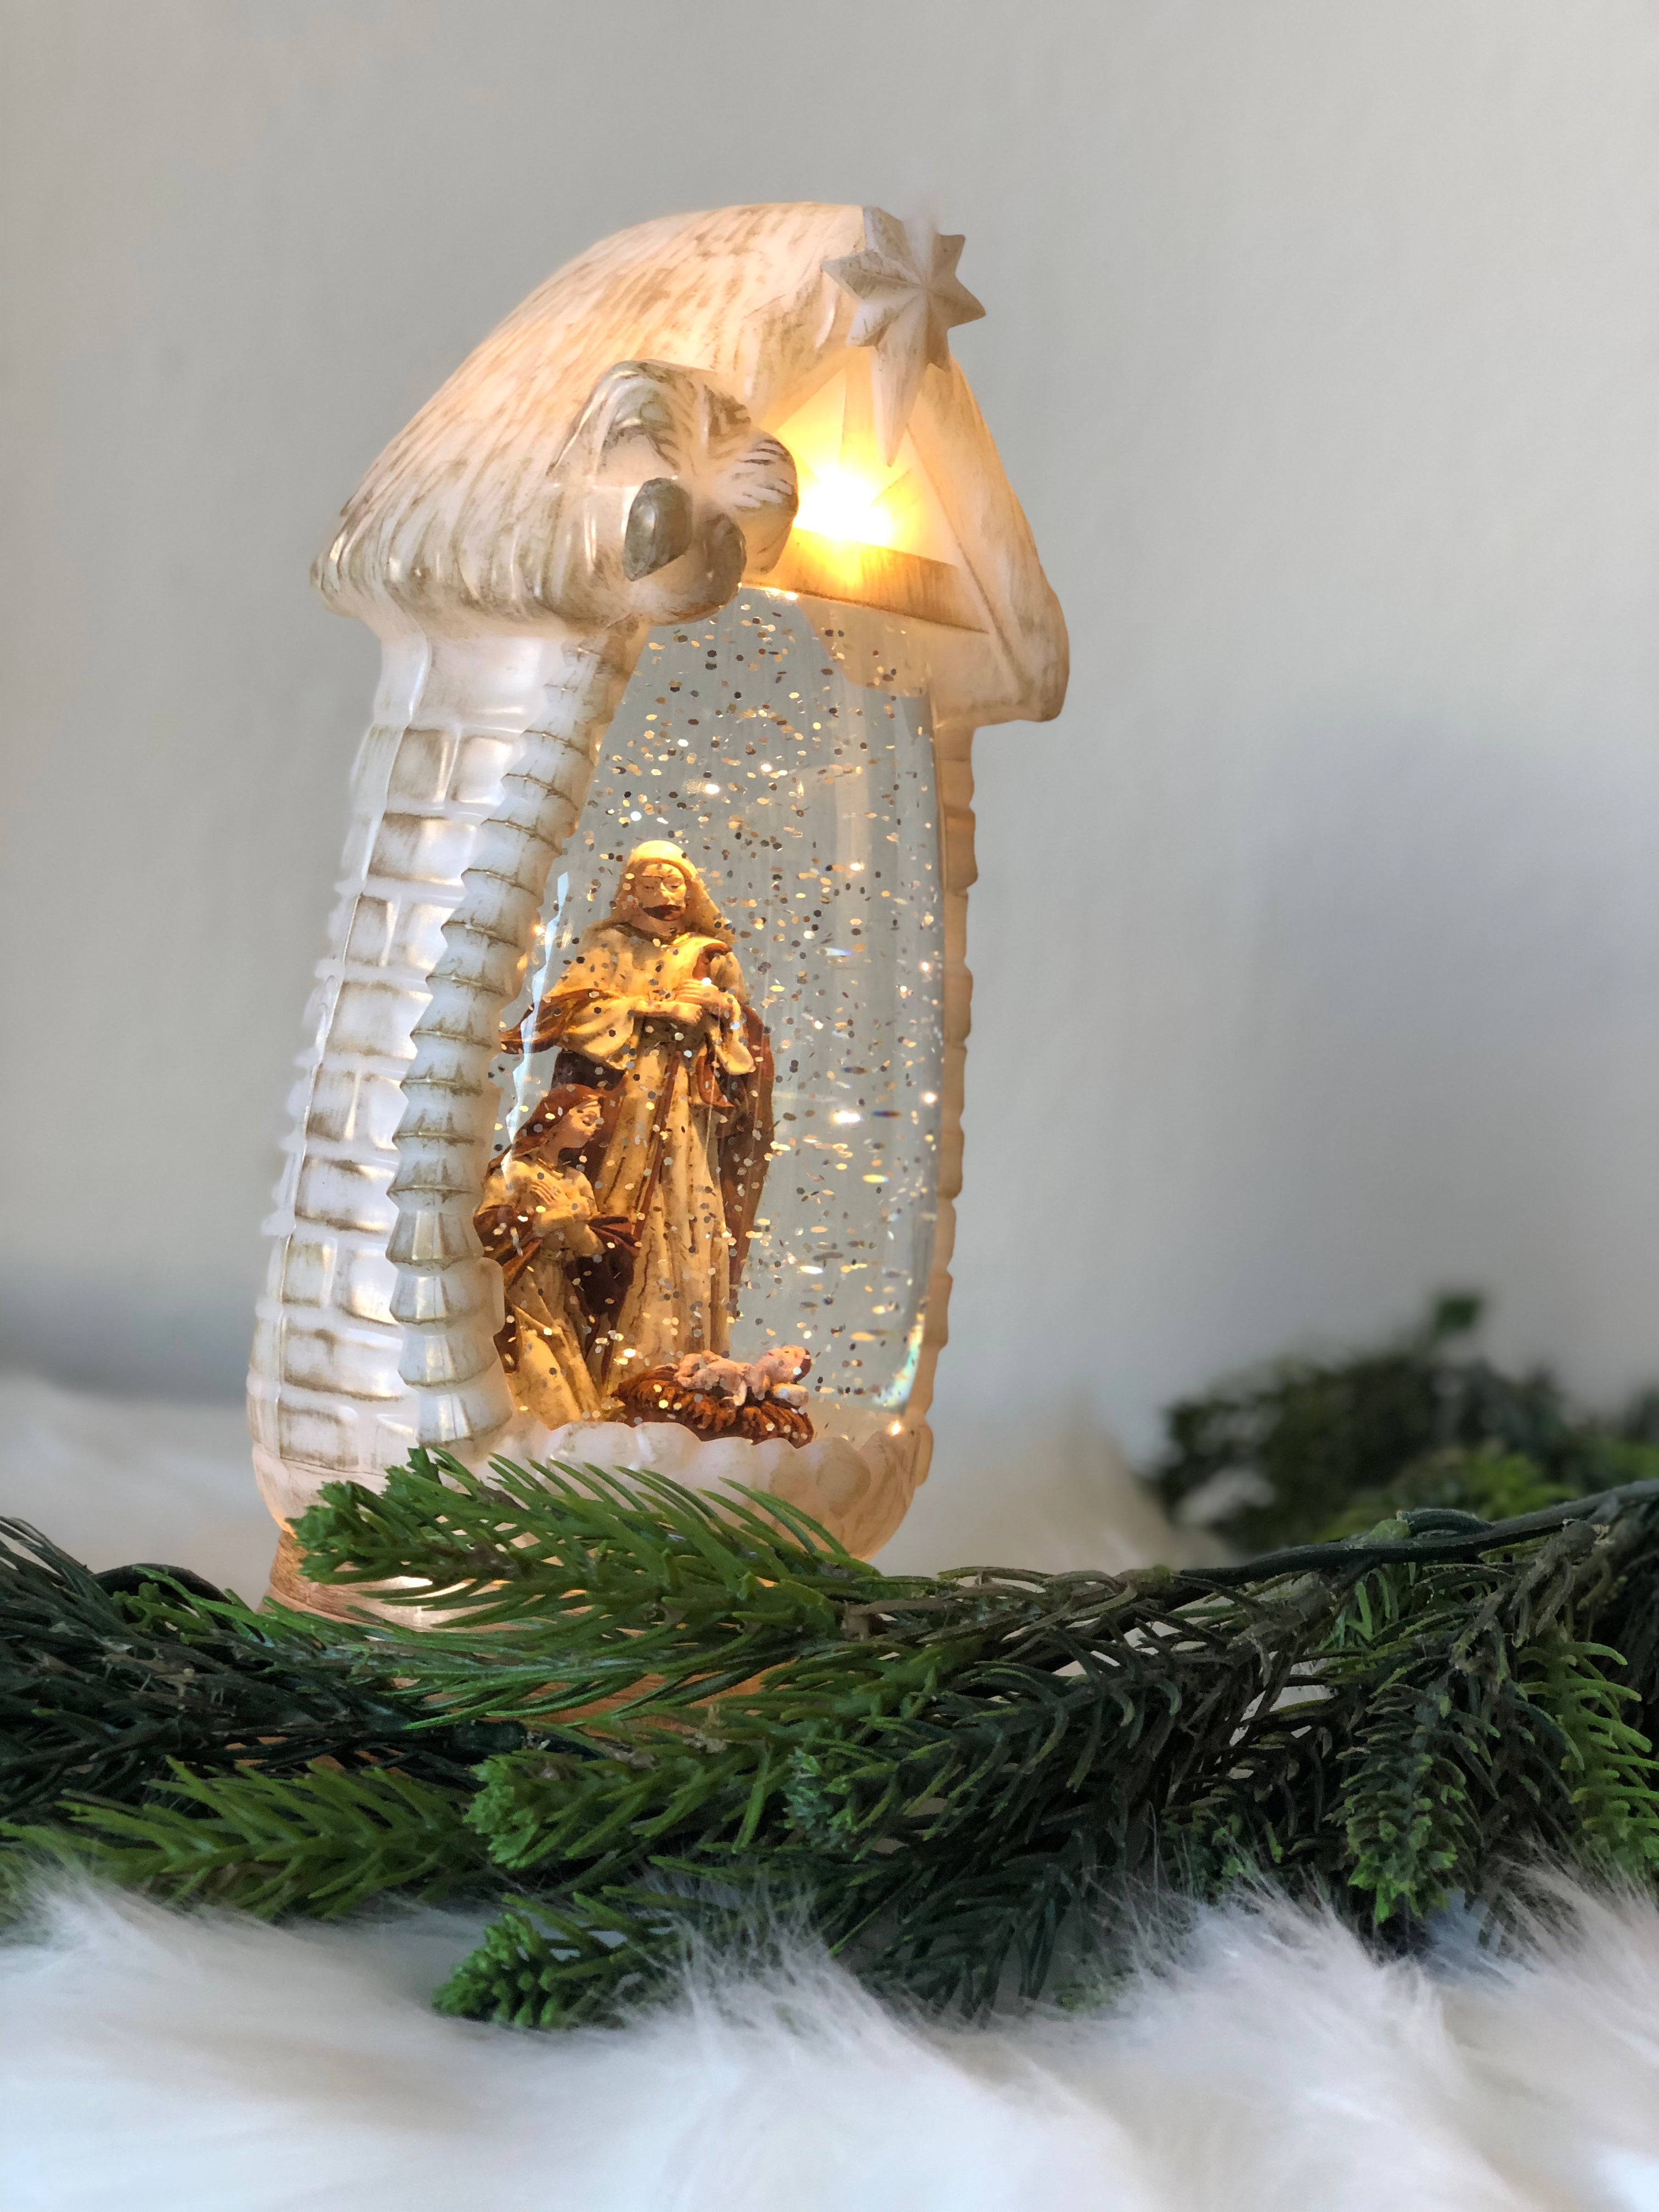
[2,0,1655,1569]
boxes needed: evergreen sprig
[1154,1293,1659,1550]
[9,1759,483,1917]
[0,1516,522,1819]
[294,1458,939,1722]
[6,1304,1659,2030]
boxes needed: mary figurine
[473,1084,639,1429]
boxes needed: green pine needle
[9,1300,1659,2028]
[432,1887,705,2030]
[7,1759,486,1918]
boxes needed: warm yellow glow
[772,368,950,560]
[793,462,897,550]
[765,367,975,623]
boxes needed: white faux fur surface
[0,1374,275,1596]
[9,1880,1659,2211]
[5,1378,1659,2210]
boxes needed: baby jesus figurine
[674,1347,813,1409]
[473,1085,639,1430]
[616,1344,815,1446]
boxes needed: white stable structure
[248,203,1066,1599]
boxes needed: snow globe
[248,203,1067,1610]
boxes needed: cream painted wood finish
[249,204,1066,1572]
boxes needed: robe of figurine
[475,1149,607,1429]
[505,842,771,1386]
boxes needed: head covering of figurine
[509,1083,603,1157]
[610,840,730,944]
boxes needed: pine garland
[1154,1291,1659,1548]
[6,1304,1659,2029]
[29,1760,483,1918]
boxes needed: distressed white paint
[7,6,1656,1581]
[250,350,814,1544]
[249,213,1066,1590]
[249,629,640,1520]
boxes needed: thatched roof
[317,202,1066,728]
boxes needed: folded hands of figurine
[527,1204,579,1243]
[473,1200,526,1256]
[658,981,736,1030]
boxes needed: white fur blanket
[9,1882,1659,2211]
[5,1378,1659,2210]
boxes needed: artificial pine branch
[7,1304,1659,2029]
[431,1886,713,2029]
[1154,1293,1659,1549]
[0,1518,521,1820]
[11,1759,484,1917]
[290,1456,939,1723]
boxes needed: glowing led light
[888,1421,905,1437]
[921,1091,938,1104]
[793,463,896,548]
[831,1110,862,1125]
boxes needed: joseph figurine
[500,842,773,1387]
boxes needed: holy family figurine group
[474,840,814,1445]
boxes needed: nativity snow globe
[248,204,1068,1611]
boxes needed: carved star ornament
[822,209,985,466]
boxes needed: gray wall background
[3,0,1656,1566]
